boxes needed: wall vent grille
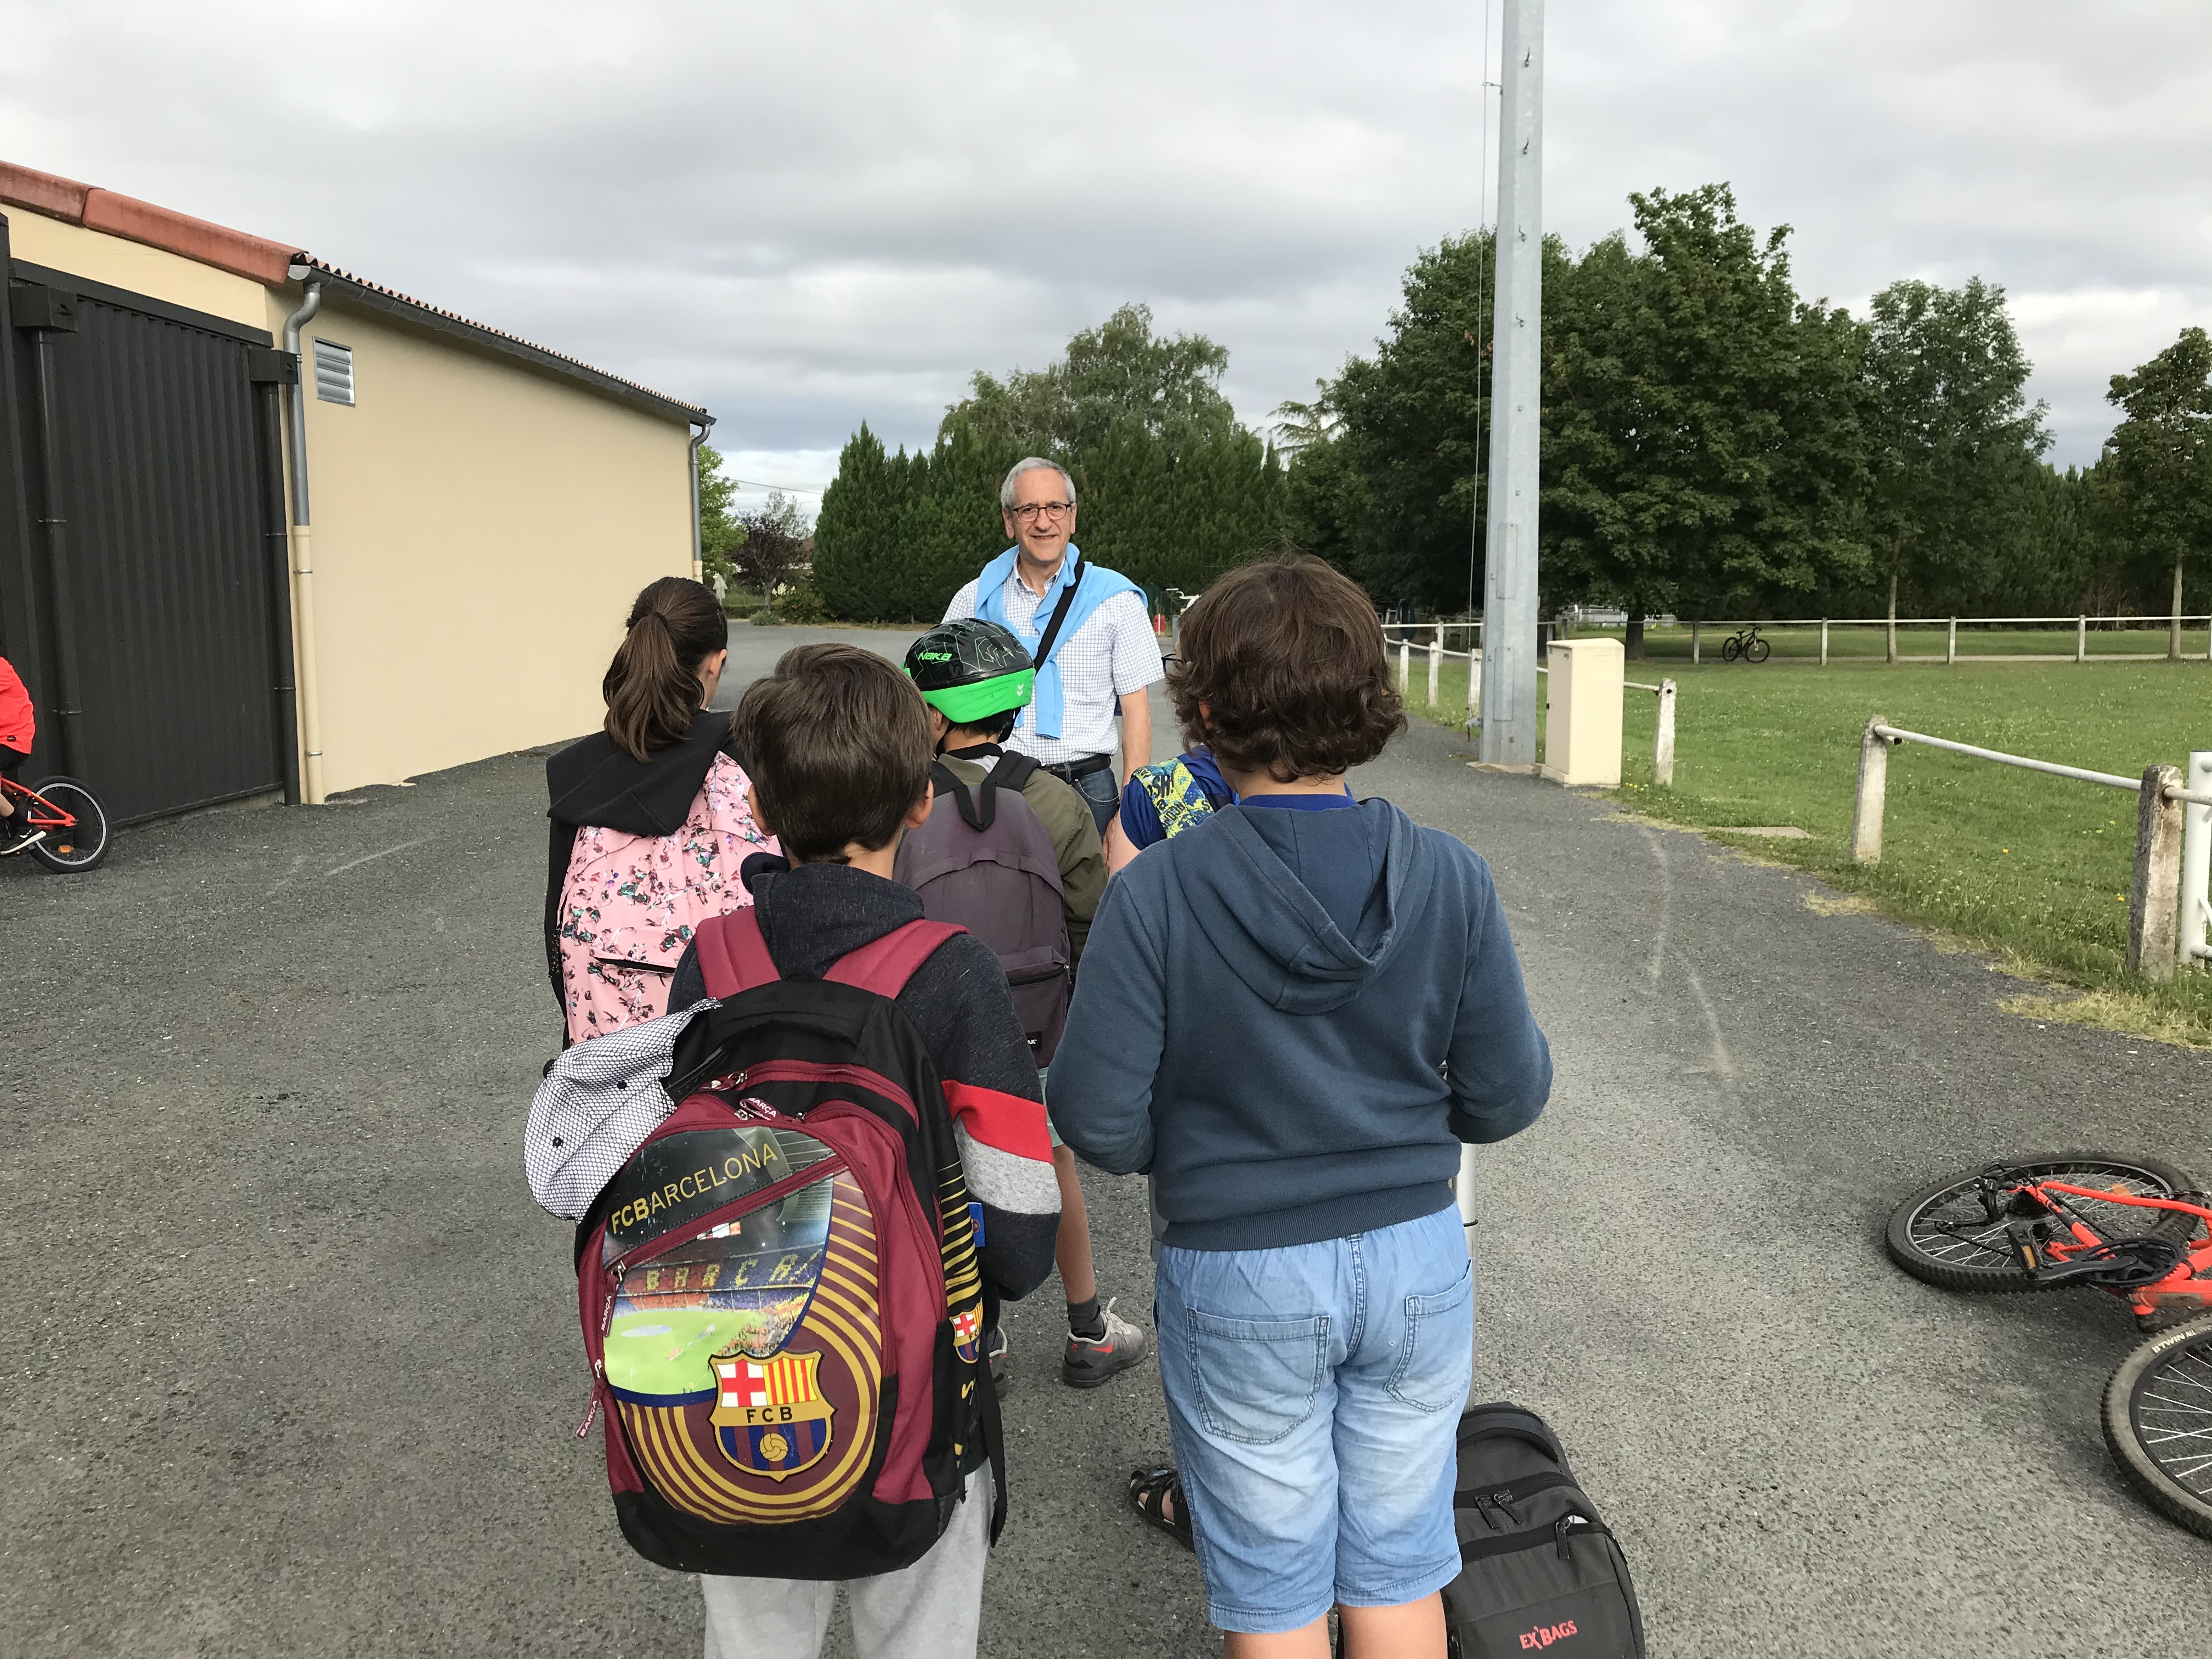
[312,338,354,405]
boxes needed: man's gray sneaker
[1062,1297,1149,1389]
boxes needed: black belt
[1040,754,1113,782]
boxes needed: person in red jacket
[0,654,38,854]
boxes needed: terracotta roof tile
[0,159,92,222]
[79,187,297,285]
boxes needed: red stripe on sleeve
[943,1081,1053,1163]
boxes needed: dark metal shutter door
[49,297,280,822]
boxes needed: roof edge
[81,188,298,286]
[1,159,299,285]
[0,159,91,222]
[1,156,708,425]
[306,261,708,424]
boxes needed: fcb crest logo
[951,1301,984,1365]
[711,1350,836,1480]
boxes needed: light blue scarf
[973,545,1143,741]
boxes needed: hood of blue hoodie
[1172,799,1430,1014]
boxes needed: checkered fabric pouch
[524,1003,713,1221]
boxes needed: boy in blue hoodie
[1050,557,1552,1658]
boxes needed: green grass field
[1398,653,2212,1044]
[606,1305,740,1397]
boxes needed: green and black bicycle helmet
[904,618,1036,725]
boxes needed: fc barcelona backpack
[572,909,1002,1579]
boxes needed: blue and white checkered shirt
[943,571,1163,766]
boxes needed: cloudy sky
[3,1,2206,512]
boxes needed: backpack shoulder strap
[934,759,992,834]
[989,752,1040,791]
[824,918,967,997]
[693,908,781,999]
[968,751,1040,833]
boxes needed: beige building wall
[279,295,695,797]
[5,211,270,330]
[8,202,699,800]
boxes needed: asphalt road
[2,642,2208,1658]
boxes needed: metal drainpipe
[25,329,86,776]
[689,415,715,584]
[281,269,328,803]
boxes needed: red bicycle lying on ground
[1887,1153,2212,1538]
[0,772,110,872]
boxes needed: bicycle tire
[1745,636,1771,663]
[1884,1152,2201,1293]
[25,777,111,872]
[2103,1316,2212,1539]
[1721,637,1743,663]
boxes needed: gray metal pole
[1477,0,1543,767]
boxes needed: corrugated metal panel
[36,294,283,822]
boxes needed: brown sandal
[1127,1465,1195,1551]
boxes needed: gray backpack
[894,753,1071,1063]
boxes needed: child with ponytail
[545,576,775,1045]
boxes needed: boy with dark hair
[658,642,1061,1659]
[1052,557,1553,1658]
[901,619,1149,1391]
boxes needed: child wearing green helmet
[902,619,1150,1395]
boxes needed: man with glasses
[941,458,1159,1397]
[942,458,1161,836]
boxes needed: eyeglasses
[1009,500,1074,524]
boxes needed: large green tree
[1860,278,2049,650]
[2098,325,2212,656]
[940,302,1235,459]
[1299,228,1517,611]
[1544,185,1872,645]
[696,445,743,584]
[1291,190,1874,643]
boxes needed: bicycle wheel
[25,777,111,872]
[1745,635,1771,663]
[1721,636,1743,663]
[2104,1316,2212,1538]
[1885,1152,2201,1293]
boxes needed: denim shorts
[1155,1206,1474,1634]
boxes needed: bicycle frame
[2010,1178,2212,1320]
[1,776,80,833]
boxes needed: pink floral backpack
[557,753,774,1043]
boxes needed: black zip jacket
[544,710,744,1015]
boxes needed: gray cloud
[3,0,2204,491]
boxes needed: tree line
[810,305,1287,622]
[1290,183,2209,644]
[802,185,2208,636]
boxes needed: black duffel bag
[1444,1403,1645,1658]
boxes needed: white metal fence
[1376,612,2211,665]
[1675,613,2212,665]
[1849,720,2212,981]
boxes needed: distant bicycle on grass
[0,772,111,871]
[1887,1152,2212,1538]
[1720,624,1771,663]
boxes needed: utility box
[1541,637,1624,787]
